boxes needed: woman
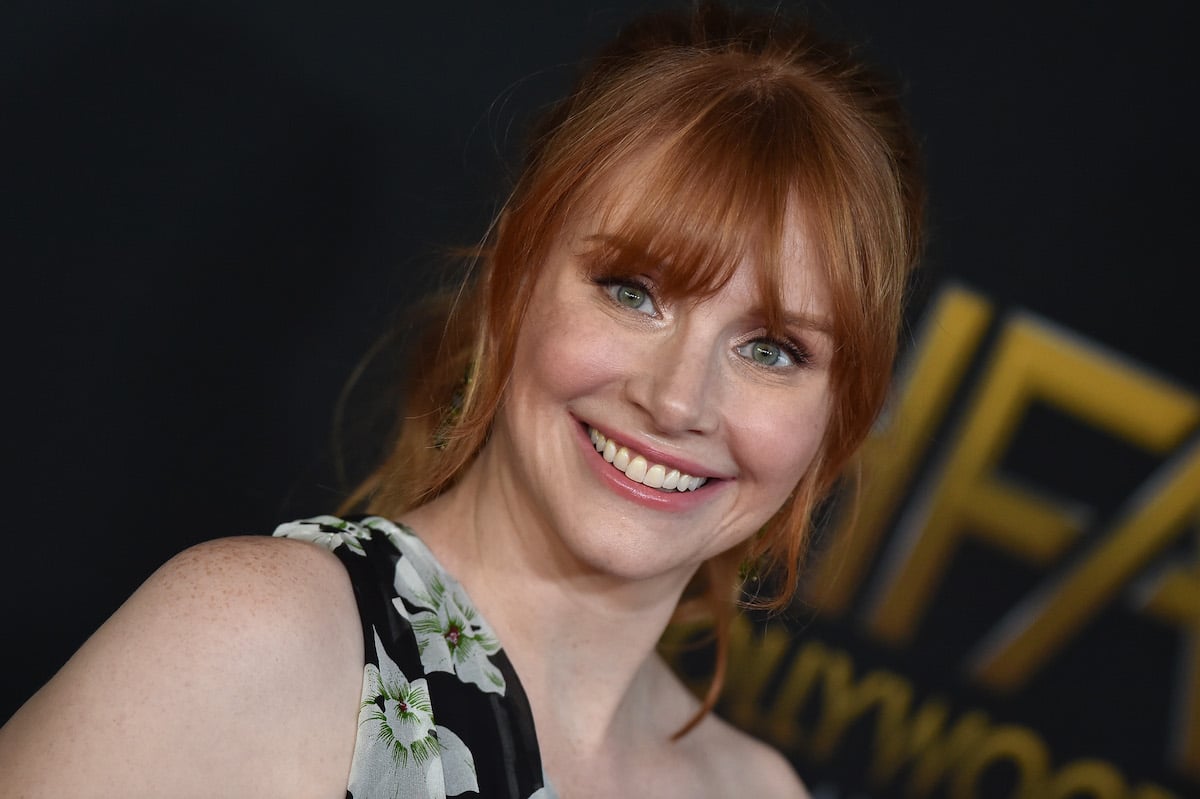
[0,3,922,797]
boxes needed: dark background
[3,0,1197,794]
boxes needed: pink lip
[573,421,726,511]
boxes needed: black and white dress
[274,515,554,799]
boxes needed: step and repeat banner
[667,282,1199,798]
[3,2,1196,797]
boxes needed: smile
[587,427,709,492]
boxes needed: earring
[433,363,474,450]
[738,558,761,583]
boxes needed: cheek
[730,387,832,496]
[508,299,622,408]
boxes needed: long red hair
[343,1,924,732]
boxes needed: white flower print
[375,522,506,695]
[402,570,506,694]
[275,516,547,796]
[272,515,374,556]
[350,628,479,799]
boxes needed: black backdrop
[4,2,1198,797]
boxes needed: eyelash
[595,276,658,315]
[594,277,812,370]
[743,336,811,370]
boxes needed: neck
[401,447,698,756]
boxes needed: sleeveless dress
[273,515,555,799]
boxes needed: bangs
[568,69,831,338]
[367,2,923,621]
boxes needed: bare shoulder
[91,535,362,678]
[149,534,357,624]
[0,535,364,798]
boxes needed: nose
[624,321,722,436]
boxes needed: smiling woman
[0,2,922,798]
[466,178,836,595]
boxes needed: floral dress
[274,515,555,799]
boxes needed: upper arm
[0,535,364,799]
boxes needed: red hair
[345,1,924,732]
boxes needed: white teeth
[613,447,631,471]
[625,456,648,482]
[586,427,709,493]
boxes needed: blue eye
[606,281,657,315]
[737,338,799,368]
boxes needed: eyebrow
[775,310,834,334]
